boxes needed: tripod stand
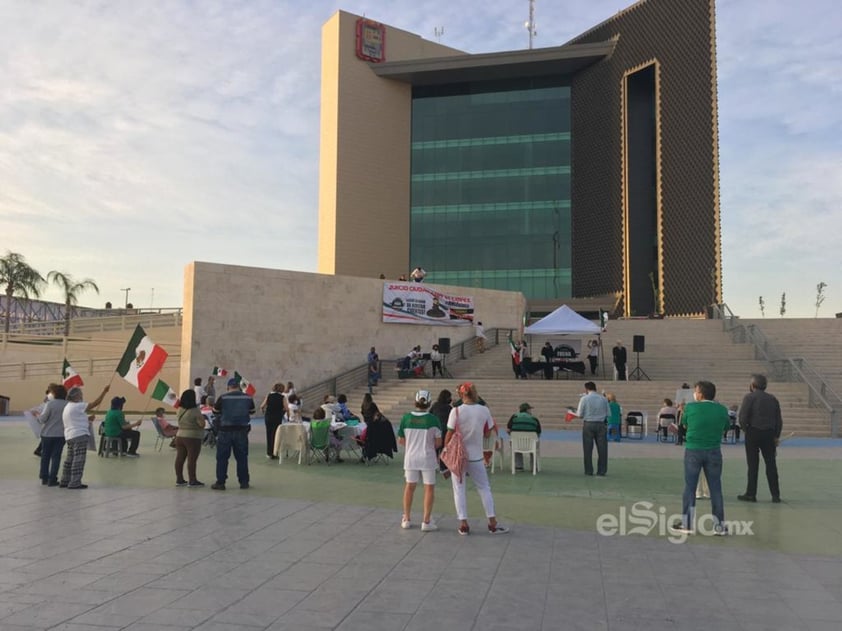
[440,353,453,379]
[629,351,650,381]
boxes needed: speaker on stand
[438,337,453,378]
[629,335,650,381]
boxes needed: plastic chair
[482,433,504,473]
[338,425,361,461]
[101,435,122,458]
[657,414,676,443]
[275,424,307,464]
[510,432,540,475]
[151,417,169,452]
[625,412,644,440]
[308,419,333,465]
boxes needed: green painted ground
[2,422,840,556]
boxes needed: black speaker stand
[440,353,453,379]
[629,351,650,381]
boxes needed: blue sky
[1,0,840,317]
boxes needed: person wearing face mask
[36,383,69,486]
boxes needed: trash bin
[0,395,9,416]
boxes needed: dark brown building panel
[570,0,720,316]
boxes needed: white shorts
[405,469,436,485]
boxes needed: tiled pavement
[1,420,841,630]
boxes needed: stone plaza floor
[1,419,841,630]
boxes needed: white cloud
[0,0,839,317]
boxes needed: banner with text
[382,283,474,325]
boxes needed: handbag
[440,408,467,482]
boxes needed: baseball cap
[415,390,430,404]
[519,402,533,413]
[227,378,239,388]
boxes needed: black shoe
[41,478,48,485]
[175,480,188,487]
[240,483,250,489]
[59,482,68,488]
[48,480,59,487]
[67,484,88,489]
[585,472,594,476]
[771,496,782,503]
[596,473,606,477]
[189,481,205,488]
[737,494,756,502]
[211,482,226,490]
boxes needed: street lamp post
[120,287,131,309]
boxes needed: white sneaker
[401,516,411,530]
[421,521,438,532]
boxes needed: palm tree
[47,271,100,336]
[0,251,45,334]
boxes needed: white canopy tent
[524,305,604,378]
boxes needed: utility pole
[120,287,131,309]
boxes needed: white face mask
[46,393,55,401]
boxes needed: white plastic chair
[510,432,540,475]
[274,424,308,465]
[482,433,504,473]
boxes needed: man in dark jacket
[212,378,255,490]
[507,402,542,471]
[738,374,783,503]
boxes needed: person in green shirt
[102,396,142,456]
[605,392,622,442]
[670,381,731,536]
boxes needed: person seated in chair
[336,394,357,421]
[726,404,740,442]
[507,402,542,471]
[311,408,343,462]
[658,398,679,440]
[154,407,178,448]
[103,396,141,457]
[320,395,343,421]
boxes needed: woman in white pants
[445,382,509,536]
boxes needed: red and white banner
[382,283,474,326]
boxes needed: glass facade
[410,77,571,300]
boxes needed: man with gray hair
[738,374,783,503]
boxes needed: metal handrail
[0,354,182,381]
[294,328,515,411]
[726,318,841,437]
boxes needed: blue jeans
[607,424,621,442]
[682,448,724,529]
[39,436,65,482]
[216,430,250,485]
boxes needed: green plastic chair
[309,419,332,465]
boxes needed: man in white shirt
[573,381,610,476]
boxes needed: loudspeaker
[438,337,451,355]
[633,335,645,353]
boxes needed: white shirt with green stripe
[398,411,442,471]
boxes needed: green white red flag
[509,337,521,366]
[61,359,84,388]
[211,366,228,377]
[151,379,179,408]
[234,371,256,396]
[116,325,168,394]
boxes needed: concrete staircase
[337,318,833,437]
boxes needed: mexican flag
[211,366,228,377]
[116,324,168,394]
[234,371,257,396]
[151,379,179,408]
[509,337,521,365]
[61,359,84,388]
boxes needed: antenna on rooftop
[434,26,444,42]
[525,0,537,49]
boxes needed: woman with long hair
[445,382,509,535]
[174,389,205,487]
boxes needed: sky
[1,0,840,318]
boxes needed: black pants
[744,428,780,499]
[120,429,140,454]
[431,361,442,376]
[615,363,626,380]
[265,417,281,456]
[582,422,608,475]
[588,356,598,375]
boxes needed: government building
[317,0,721,317]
